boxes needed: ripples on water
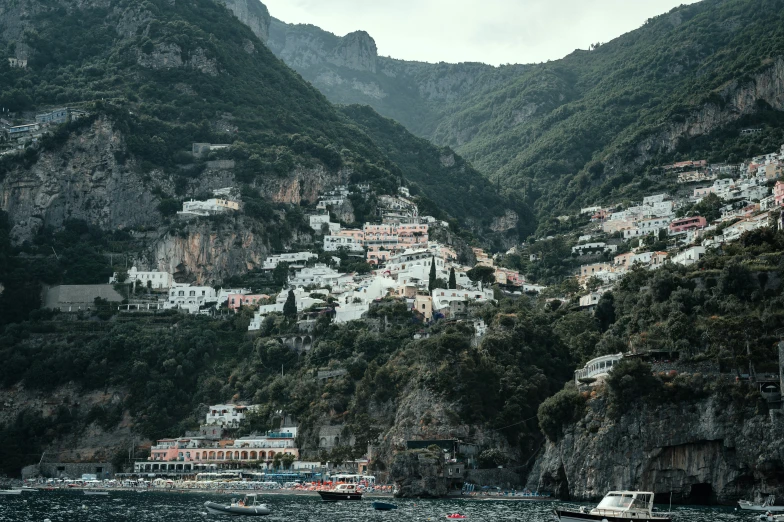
[0,491,747,521]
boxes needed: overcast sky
[263,0,701,66]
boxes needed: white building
[217,287,251,306]
[163,284,218,313]
[671,246,706,266]
[431,288,494,311]
[110,266,173,289]
[323,235,364,252]
[205,404,259,427]
[289,264,353,289]
[316,197,344,210]
[333,302,369,323]
[262,252,317,270]
[248,288,327,330]
[309,214,340,234]
[572,242,618,256]
[178,198,239,218]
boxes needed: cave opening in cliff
[685,483,715,505]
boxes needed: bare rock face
[215,0,271,43]
[0,117,162,244]
[633,56,784,165]
[327,31,377,73]
[151,218,272,285]
[137,43,219,76]
[491,210,519,232]
[527,394,784,503]
[391,449,448,498]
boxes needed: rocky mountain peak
[328,30,378,72]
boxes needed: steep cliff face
[150,218,283,285]
[632,56,784,165]
[527,394,784,503]
[265,17,526,137]
[0,117,162,244]
[215,0,271,43]
[391,450,448,498]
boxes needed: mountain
[266,17,527,138]
[263,0,784,228]
[0,0,522,252]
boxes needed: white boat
[0,490,22,495]
[740,495,784,512]
[84,490,109,496]
[554,491,671,522]
[204,494,271,516]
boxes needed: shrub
[538,384,586,442]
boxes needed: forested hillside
[264,0,784,224]
[0,0,514,237]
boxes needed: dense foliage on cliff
[266,0,784,226]
[433,0,784,220]
[537,226,784,441]
[0,0,515,237]
[339,105,535,238]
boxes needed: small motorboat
[204,494,270,516]
[84,491,109,496]
[0,490,22,495]
[741,495,784,512]
[318,483,363,501]
[446,514,468,519]
[372,501,398,511]
[554,490,671,521]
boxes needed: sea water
[0,491,744,521]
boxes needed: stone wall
[23,462,115,480]
[466,468,524,489]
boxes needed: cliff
[216,0,271,43]
[266,16,525,137]
[527,392,784,504]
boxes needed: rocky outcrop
[491,210,519,233]
[0,117,162,244]
[137,43,219,76]
[328,31,377,73]
[632,56,784,165]
[527,394,784,503]
[215,0,271,43]
[257,165,349,205]
[150,218,275,285]
[391,449,448,498]
[265,16,526,137]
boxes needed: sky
[262,0,702,66]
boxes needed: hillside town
[32,141,776,481]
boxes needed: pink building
[774,181,784,206]
[397,224,429,245]
[337,228,364,241]
[228,294,270,311]
[669,216,707,233]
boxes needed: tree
[272,262,289,289]
[448,267,456,289]
[467,265,495,289]
[280,453,296,470]
[283,290,296,320]
[428,256,436,292]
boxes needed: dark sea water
[0,491,747,521]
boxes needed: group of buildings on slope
[572,144,784,309]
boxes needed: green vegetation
[430,0,784,221]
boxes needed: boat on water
[318,483,363,502]
[445,514,468,519]
[740,495,784,512]
[371,501,398,511]
[553,491,671,522]
[204,494,270,516]
[0,490,22,496]
[84,490,109,496]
